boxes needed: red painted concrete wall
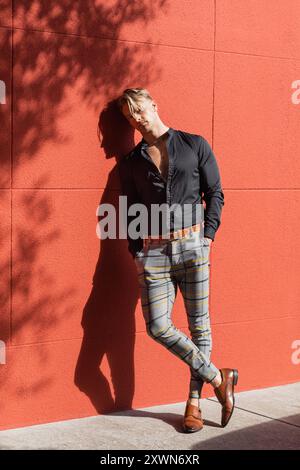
[0,1,300,430]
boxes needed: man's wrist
[203,227,215,241]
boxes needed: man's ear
[152,101,158,112]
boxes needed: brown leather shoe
[213,368,238,427]
[182,401,204,433]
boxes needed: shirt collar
[140,127,174,148]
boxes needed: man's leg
[134,240,219,384]
[135,237,238,430]
[177,236,213,405]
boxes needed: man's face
[121,98,158,132]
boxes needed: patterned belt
[142,223,203,247]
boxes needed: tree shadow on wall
[0,0,168,419]
[74,100,141,413]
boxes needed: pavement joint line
[206,398,300,429]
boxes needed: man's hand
[204,237,212,246]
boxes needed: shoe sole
[183,426,203,433]
[222,369,238,427]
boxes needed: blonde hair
[117,88,154,116]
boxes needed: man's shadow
[74,100,140,413]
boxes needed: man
[116,88,238,432]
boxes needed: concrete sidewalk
[0,382,299,450]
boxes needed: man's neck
[141,122,170,146]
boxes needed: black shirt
[117,127,225,258]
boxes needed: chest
[146,141,169,181]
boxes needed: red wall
[0,0,300,430]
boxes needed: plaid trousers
[134,226,219,399]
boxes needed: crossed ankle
[210,371,222,388]
[188,397,200,405]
